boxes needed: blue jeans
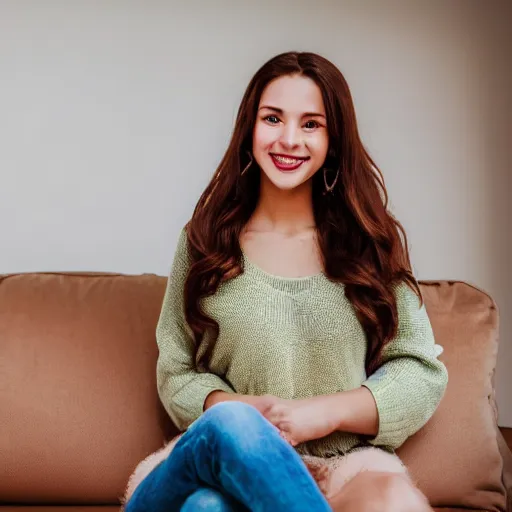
[125,401,331,512]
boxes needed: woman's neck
[249,175,315,235]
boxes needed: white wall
[1,1,510,425]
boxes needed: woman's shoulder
[176,225,188,249]
[167,225,191,275]
[392,279,424,317]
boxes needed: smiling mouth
[270,153,310,172]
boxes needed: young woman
[124,51,448,512]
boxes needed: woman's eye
[304,120,319,129]
[264,115,279,124]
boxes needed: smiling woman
[124,52,447,512]
[253,75,329,188]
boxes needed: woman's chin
[261,169,313,192]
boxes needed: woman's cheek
[253,122,277,150]
[308,132,329,156]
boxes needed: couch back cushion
[0,274,506,509]
[0,272,175,504]
[397,281,505,511]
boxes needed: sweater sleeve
[156,228,235,431]
[361,282,448,450]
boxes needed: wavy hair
[184,51,420,376]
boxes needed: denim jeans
[125,401,331,512]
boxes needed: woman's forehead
[259,75,325,116]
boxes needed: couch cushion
[0,273,175,504]
[397,281,506,511]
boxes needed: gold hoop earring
[241,151,253,176]
[323,167,339,193]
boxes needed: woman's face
[252,74,329,192]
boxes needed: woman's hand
[206,388,378,446]
[204,390,281,416]
[242,393,283,414]
[262,396,339,446]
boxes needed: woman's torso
[199,230,371,456]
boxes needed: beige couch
[0,272,511,511]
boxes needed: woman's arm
[263,387,378,447]
[313,387,379,437]
[156,229,235,431]
[356,281,448,449]
[320,282,448,448]
[204,390,279,414]
[264,282,448,450]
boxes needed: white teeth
[273,155,303,164]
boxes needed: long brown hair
[184,51,420,376]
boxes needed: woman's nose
[279,123,300,149]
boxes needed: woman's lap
[123,402,419,511]
[124,402,330,512]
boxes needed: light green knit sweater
[156,229,448,457]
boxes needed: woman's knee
[200,401,268,440]
[327,447,408,497]
[330,472,431,512]
[204,400,260,421]
[376,473,431,511]
[181,488,237,512]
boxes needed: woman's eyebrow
[259,105,283,113]
[259,105,326,118]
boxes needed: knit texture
[156,229,448,456]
